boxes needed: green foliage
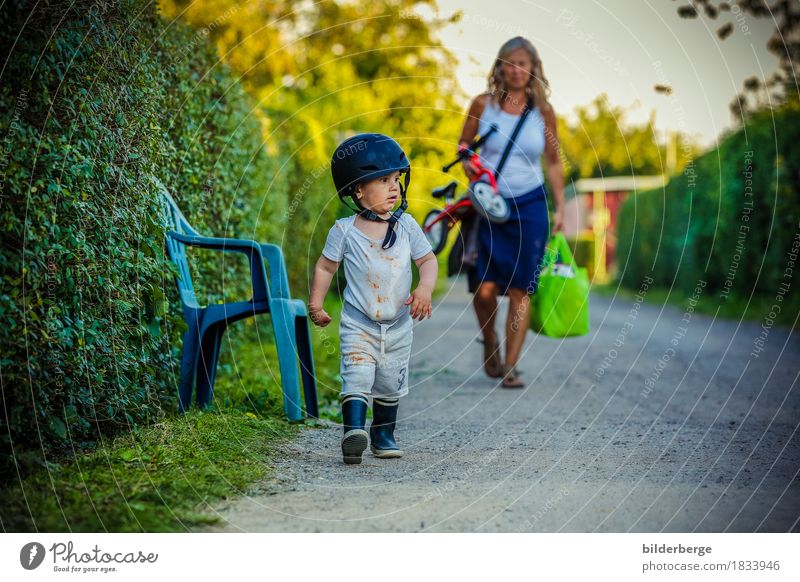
[0,410,296,532]
[157,0,465,291]
[674,0,800,120]
[593,281,800,328]
[557,94,700,181]
[616,103,800,302]
[212,296,345,419]
[0,0,275,470]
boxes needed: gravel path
[203,278,800,532]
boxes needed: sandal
[501,365,524,389]
[481,337,502,378]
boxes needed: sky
[426,0,780,147]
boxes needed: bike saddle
[432,181,457,199]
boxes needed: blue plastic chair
[154,178,318,421]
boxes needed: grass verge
[1,411,297,532]
[2,298,344,532]
[593,281,799,328]
[3,258,445,532]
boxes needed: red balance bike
[423,125,510,254]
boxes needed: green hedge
[617,104,800,299]
[0,0,279,473]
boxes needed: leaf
[119,449,138,462]
[146,319,161,338]
[48,416,67,440]
[64,405,79,424]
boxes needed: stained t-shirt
[322,213,433,321]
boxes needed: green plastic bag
[530,233,591,337]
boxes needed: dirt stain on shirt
[367,270,380,290]
[344,352,367,364]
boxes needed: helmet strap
[341,173,410,249]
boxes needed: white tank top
[476,99,546,198]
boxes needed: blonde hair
[487,37,550,109]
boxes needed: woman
[458,36,565,388]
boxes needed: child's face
[356,171,401,215]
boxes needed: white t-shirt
[322,213,433,321]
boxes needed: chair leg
[295,314,318,419]
[178,312,201,413]
[272,306,303,422]
[196,324,225,409]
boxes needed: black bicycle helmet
[330,133,411,249]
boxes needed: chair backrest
[151,176,198,300]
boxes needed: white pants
[339,302,413,400]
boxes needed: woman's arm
[458,94,488,179]
[308,255,340,327]
[542,102,565,233]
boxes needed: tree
[675,0,800,119]
[557,95,699,181]
[157,0,466,289]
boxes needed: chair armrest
[259,243,291,300]
[167,231,270,302]
[167,231,261,253]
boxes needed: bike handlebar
[441,124,498,172]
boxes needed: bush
[0,0,276,473]
[617,104,800,300]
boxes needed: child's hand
[405,285,433,320]
[309,307,332,327]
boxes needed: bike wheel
[470,181,510,223]
[423,209,450,255]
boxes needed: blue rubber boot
[341,394,369,465]
[370,398,403,458]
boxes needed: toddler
[309,133,438,464]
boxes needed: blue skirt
[475,184,550,294]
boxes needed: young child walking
[309,133,438,464]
